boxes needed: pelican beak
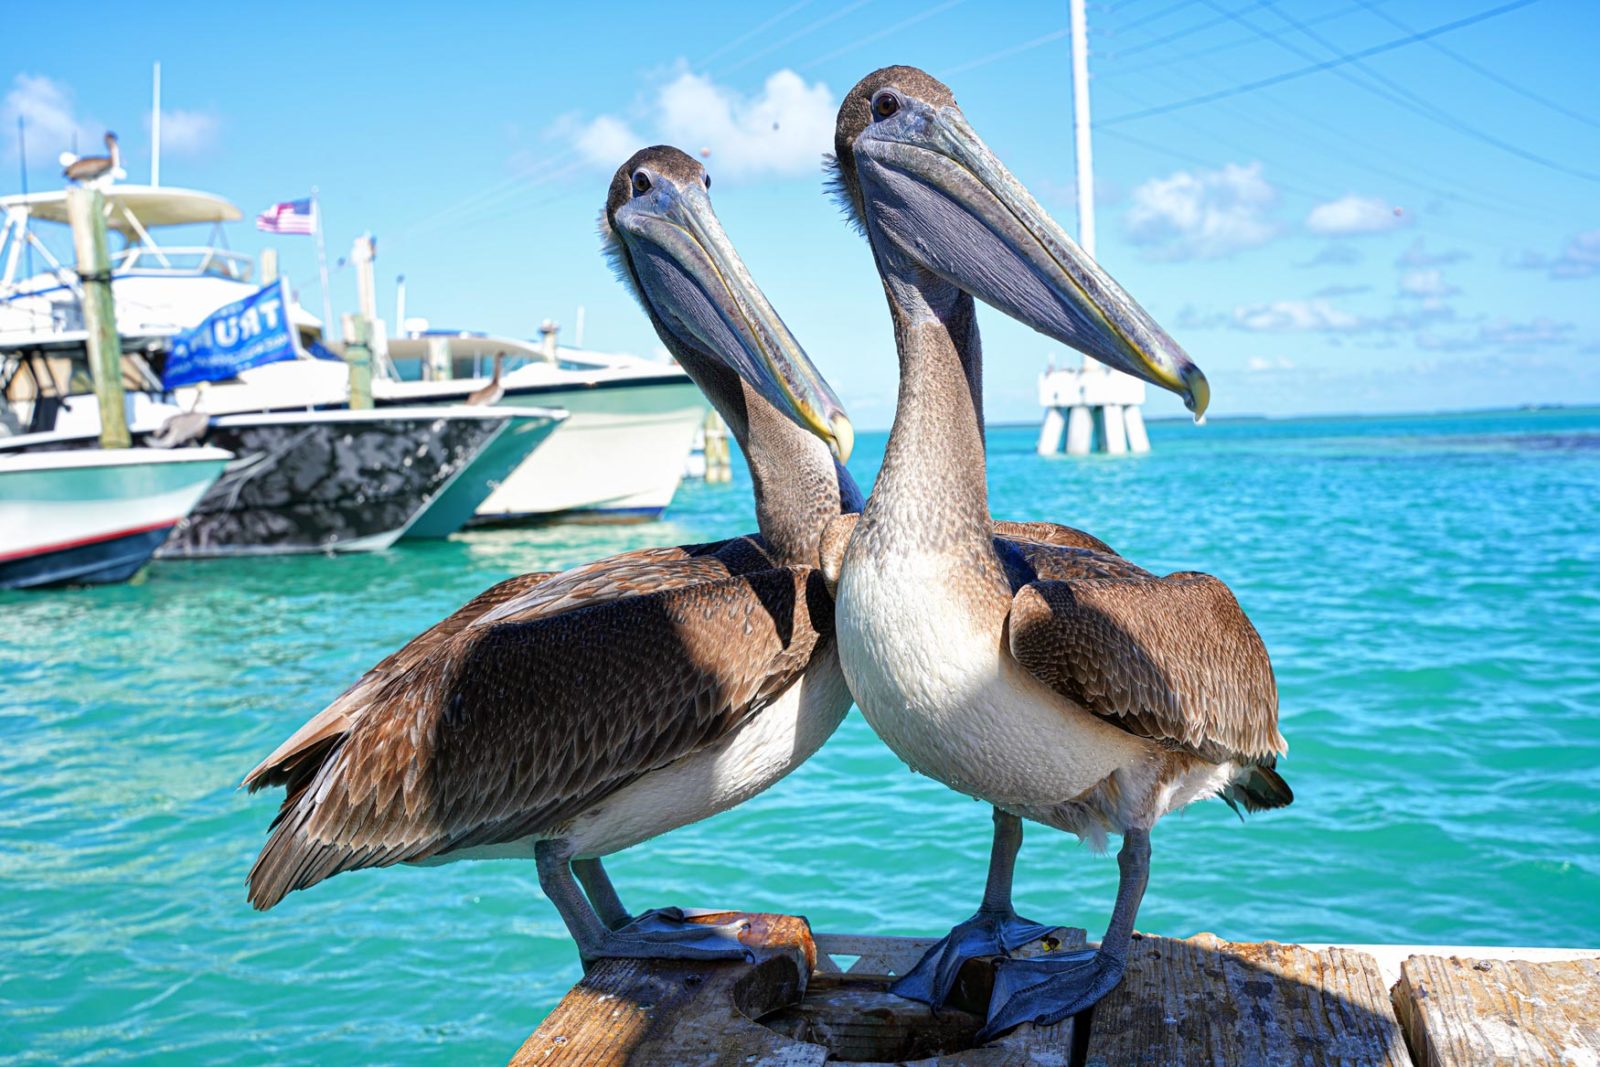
[615,178,854,462]
[852,101,1209,418]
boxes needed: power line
[1102,0,1200,39]
[1100,0,1272,60]
[1105,0,1373,67]
[723,0,877,75]
[801,0,968,70]
[1093,32,1570,227]
[1352,0,1600,133]
[1256,0,1600,185]
[697,1,816,69]
[942,28,1069,77]
[1099,1,1537,126]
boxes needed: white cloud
[1234,298,1362,333]
[2,73,99,159]
[1397,238,1468,267]
[1305,194,1408,236]
[1124,162,1280,260]
[1418,318,1575,352]
[1298,243,1363,268]
[1510,230,1600,280]
[575,114,642,167]
[568,68,835,180]
[1397,269,1458,300]
[1247,355,1296,372]
[149,107,220,155]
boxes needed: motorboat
[0,442,229,588]
[1,183,705,524]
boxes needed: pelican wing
[242,536,774,793]
[243,570,558,791]
[992,519,1118,557]
[247,564,831,909]
[1007,572,1284,764]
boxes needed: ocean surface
[3,407,1598,1064]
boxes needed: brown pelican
[767,67,1292,1037]
[243,147,866,966]
[464,352,505,406]
[61,132,120,184]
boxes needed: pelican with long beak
[244,147,864,967]
[771,67,1291,1036]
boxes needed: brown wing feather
[241,569,560,792]
[242,535,771,793]
[1008,572,1284,765]
[247,564,831,909]
[991,519,1118,557]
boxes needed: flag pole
[311,186,334,340]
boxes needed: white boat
[378,333,706,523]
[0,444,229,588]
[1,405,528,555]
[1,184,707,524]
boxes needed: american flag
[256,197,316,235]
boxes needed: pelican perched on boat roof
[60,132,122,185]
[763,66,1291,1036]
[245,146,865,966]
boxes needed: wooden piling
[65,186,130,449]
[514,923,1600,1066]
[1393,954,1600,1066]
[341,314,374,410]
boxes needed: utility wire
[1352,0,1600,133]
[697,1,816,69]
[801,0,968,70]
[1103,0,1200,39]
[1106,0,1371,66]
[1099,1,1537,126]
[1100,0,1272,60]
[723,0,877,75]
[1256,0,1600,185]
[942,28,1069,76]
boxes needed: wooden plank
[508,912,817,1067]
[1082,932,1411,1067]
[1392,954,1600,1066]
[762,928,1087,1066]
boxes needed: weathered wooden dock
[509,913,1600,1066]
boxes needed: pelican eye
[703,172,711,190]
[632,172,652,195]
[871,91,900,119]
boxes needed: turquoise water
[3,407,1598,1063]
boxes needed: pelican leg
[536,841,755,968]
[572,857,631,930]
[977,828,1150,1041]
[890,808,1059,1008]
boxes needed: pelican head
[829,66,1208,418]
[602,146,853,462]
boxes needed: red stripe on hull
[0,519,179,563]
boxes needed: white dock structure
[1038,0,1151,457]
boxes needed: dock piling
[65,186,130,449]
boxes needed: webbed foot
[977,948,1123,1040]
[889,907,1061,1008]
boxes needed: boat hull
[155,409,511,557]
[0,448,230,589]
[401,409,566,539]
[373,374,706,525]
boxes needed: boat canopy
[0,186,242,234]
[385,333,549,363]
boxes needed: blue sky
[4,0,1596,427]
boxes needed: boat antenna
[17,115,35,281]
[151,61,162,187]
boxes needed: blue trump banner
[162,280,298,389]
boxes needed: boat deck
[511,915,1600,1065]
